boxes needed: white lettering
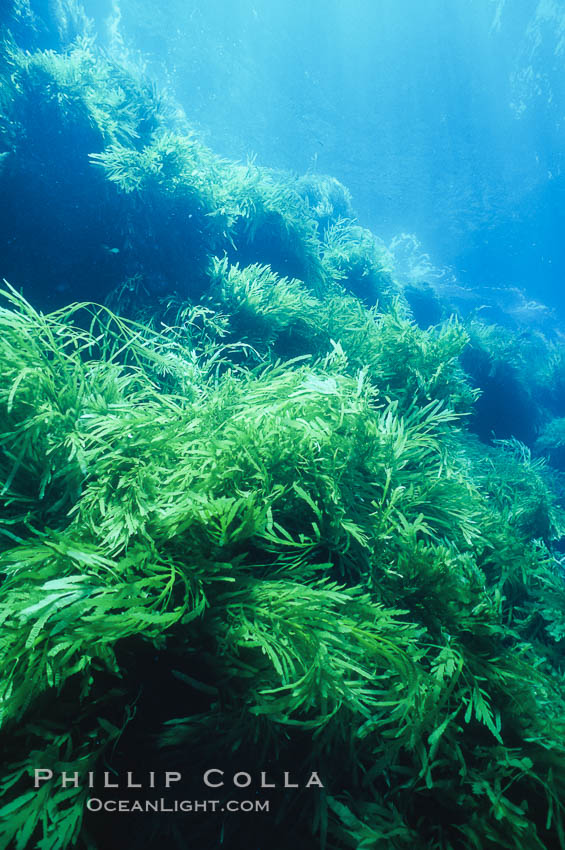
[127,772,142,788]
[103,772,118,789]
[34,769,53,788]
[203,769,224,788]
[260,772,275,788]
[61,772,79,788]
[233,772,251,788]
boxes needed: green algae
[0,15,565,850]
[0,283,564,849]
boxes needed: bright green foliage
[90,131,221,210]
[0,287,564,850]
[204,256,323,353]
[322,220,398,307]
[294,174,354,229]
[2,37,169,148]
[472,436,565,542]
[458,434,565,653]
[112,261,477,416]
[319,296,477,412]
[217,162,327,288]
[0,286,201,540]
[1,38,327,302]
[464,320,560,389]
[1,16,565,850]
[89,129,327,289]
[463,319,565,441]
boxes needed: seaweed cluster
[1,4,565,850]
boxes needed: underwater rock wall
[1,3,565,849]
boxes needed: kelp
[1,9,565,850]
[1,34,327,310]
[321,219,398,308]
[294,174,354,235]
[536,417,565,471]
[2,37,171,149]
[203,256,323,354]
[462,319,565,445]
[0,286,564,850]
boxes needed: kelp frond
[1,289,565,849]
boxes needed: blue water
[81,0,565,322]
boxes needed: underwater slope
[1,6,565,850]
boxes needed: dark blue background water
[82,0,565,320]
